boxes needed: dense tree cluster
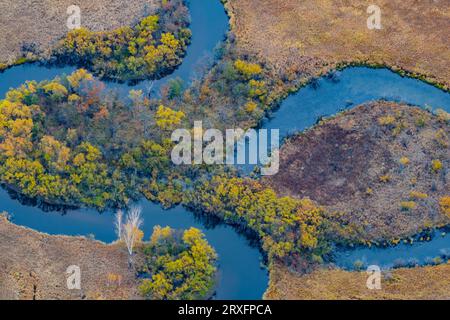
[159,53,274,133]
[0,69,185,208]
[53,0,191,82]
[138,226,217,300]
[184,176,330,261]
[1,24,337,271]
[0,66,331,262]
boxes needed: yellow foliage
[67,69,94,88]
[72,153,86,167]
[434,129,448,148]
[378,115,395,126]
[134,228,144,244]
[40,135,71,169]
[187,176,326,259]
[400,201,416,211]
[399,157,410,166]
[431,159,443,172]
[409,191,428,200]
[160,33,180,49]
[248,79,267,99]
[106,273,123,286]
[42,82,68,97]
[234,59,262,79]
[244,101,258,113]
[139,15,159,32]
[68,94,80,102]
[150,225,173,244]
[435,109,450,123]
[10,118,33,137]
[439,196,450,217]
[155,105,185,130]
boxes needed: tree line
[52,0,191,83]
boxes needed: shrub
[106,273,123,287]
[244,101,258,113]
[378,115,395,126]
[431,159,443,173]
[439,196,450,217]
[435,109,450,124]
[399,157,410,166]
[415,116,426,128]
[400,201,416,211]
[409,191,428,200]
[434,129,448,148]
[234,59,262,79]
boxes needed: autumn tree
[155,105,185,130]
[53,0,191,82]
[138,226,217,300]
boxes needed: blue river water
[333,230,450,270]
[262,67,450,140]
[0,188,266,299]
[0,0,270,300]
[256,67,450,270]
[0,0,449,300]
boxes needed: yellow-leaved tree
[155,105,185,130]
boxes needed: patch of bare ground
[0,215,139,300]
[226,0,450,90]
[0,0,157,66]
[265,101,450,242]
[264,262,450,300]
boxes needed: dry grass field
[265,262,450,300]
[0,215,138,300]
[265,102,450,242]
[227,0,450,299]
[1,0,449,300]
[0,0,157,66]
[226,0,450,89]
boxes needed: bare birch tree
[114,209,123,241]
[122,206,143,257]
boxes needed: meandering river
[261,67,450,140]
[333,229,450,270]
[0,0,270,300]
[256,67,450,270]
[0,0,449,300]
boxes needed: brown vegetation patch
[0,215,138,300]
[226,0,450,89]
[265,102,450,241]
[0,0,157,66]
[265,262,450,300]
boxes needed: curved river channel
[0,0,450,299]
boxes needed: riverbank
[265,101,449,243]
[0,213,218,300]
[0,0,158,69]
[0,214,139,300]
[226,0,450,95]
[1,0,449,301]
[224,1,450,299]
[265,262,450,300]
